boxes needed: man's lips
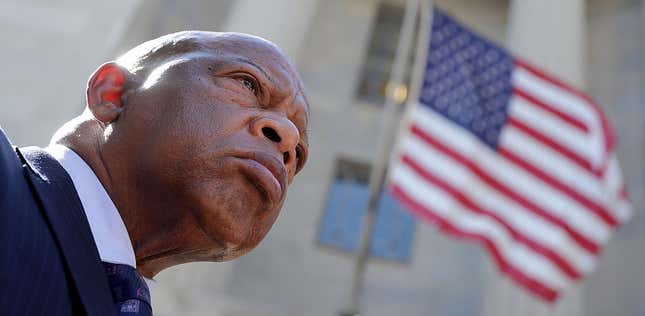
[234,152,286,204]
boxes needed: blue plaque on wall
[317,176,415,262]
[317,179,370,252]
[368,191,415,262]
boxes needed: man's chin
[185,181,282,259]
[191,210,270,256]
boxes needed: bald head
[56,31,311,277]
[117,32,297,92]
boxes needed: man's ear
[86,62,128,123]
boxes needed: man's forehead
[118,31,310,133]
[119,31,288,76]
[173,34,298,88]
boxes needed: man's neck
[50,113,229,278]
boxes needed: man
[0,31,309,315]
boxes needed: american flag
[388,9,631,302]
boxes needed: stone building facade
[1,0,643,315]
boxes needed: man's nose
[251,115,300,169]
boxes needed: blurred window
[356,2,418,105]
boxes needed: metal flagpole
[338,0,426,315]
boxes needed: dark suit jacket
[0,127,117,315]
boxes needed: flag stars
[421,14,513,148]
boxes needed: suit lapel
[16,146,117,316]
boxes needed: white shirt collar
[45,144,155,290]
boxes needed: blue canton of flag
[420,11,514,148]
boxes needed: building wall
[0,0,142,146]
[585,1,645,315]
[0,1,643,315]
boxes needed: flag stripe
[514,60,615,165]
[512,87,589,133]
[410,107,611,245]
[506,117,595,174]
[500,128,605,203]
[601,155,632,223]
[400,154,583,279]
[400,135,595,273]
[498,147,618,226]
[508,96,591,160]
[603,154,625,197]
[391,162,573,288]
[613,198,632,223]
[390,182,560,301]
[512,64,597,126]
[515,58,610,127]
[408,120,601,254]
[399,135,597,274]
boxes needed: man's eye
[237,77,258,94]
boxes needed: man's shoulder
[0,129,93,316]
[0,129,116,315]
[0,127,26,204]
[0,127,20,168]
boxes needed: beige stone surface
[0,0,141,146]
[508,0,587,88]
[1,1,643,315]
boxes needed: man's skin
[49,31,310,278]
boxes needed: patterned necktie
[102,262,152,315]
